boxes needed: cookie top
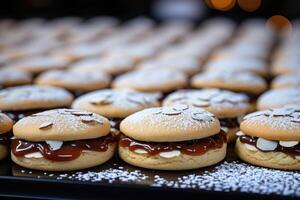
[112,69,187,93]
[271,73,300,89]
[70,55,135,75]
[163,89,250,118]
[0,69,32,87]
[35,70,111,92]
[72,89,161,118]
[271,59,300,76]
[5,56,68,74]
[0,85,73,111]
[120,105,220,142]
[257,88,300,110]
[13,109,110,141]
[205,58,268,76]
[241,106,300,141]
[191,71,267,95]
[0,112,13,134]
[137,57,200,76]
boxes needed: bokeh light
[238,0,261,12]
[207,0,236,11]
[266,15,292,32]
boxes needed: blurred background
[1,0,299,22]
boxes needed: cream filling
[133,149,181,158]
[24,152,43,158]
[159,150,181,158]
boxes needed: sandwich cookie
[191,71,267,110]
[163,89,250,142]
[70,55,135,76]
[236,106,300,170]
[205,58,268,77]
[72,88,161,135]
[119,105,227,170]
[271,73,300,89]
[35,70,111,96]
[257,88,300,110]
[0,113,13,160]
[0,85,73,122]
[137,57,200,76]
[11,109,115,171]
[0,69,32,88]
[5,56,68,75]
[271,59,300,76]
[112,69,187,94]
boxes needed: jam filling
[219,117,239,128]
[239,135,300,156]
[11,134,116,161]
[119,132,227,156]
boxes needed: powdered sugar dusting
[121,106,217,133]
[113,69,187,89]
[192,71,266,86]
[163,89,249,116]
[258,88,300,109]
[73,88,161,110]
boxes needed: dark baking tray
[0,146,299,200]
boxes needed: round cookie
[35,70,111,96]
[137,57,200,76]
[271,73,300,89]
[163,89,250,142]
[5,56,68,74]
[236,106,300,170]
[119,105,226,170]
[257,88,300,110]
[70,56,135,76]
[0,113,13,160]
[11,108,116,171]
[72,88,161,119]
[205,58,268,77]
[271,59,300,76]
[112,69,187,93]
[0,69,32,88]
[191,71,267,95]
[0,85,73,121]
[0,85,73,111]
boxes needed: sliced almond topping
[39,122,53,130]
[161,107,182,115]
[191,112,212,122]
[80,116,102,125]
[71,111,93,116]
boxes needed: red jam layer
[119,132,227,156]
[239,135,300,156]
[11,134,116,161]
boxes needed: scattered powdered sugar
[57,168,149,183]
[152,161,300,196]
[17,160,300,197]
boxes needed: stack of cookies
[0,16,299,172]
